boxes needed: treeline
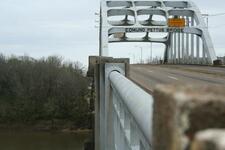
[0,54,90,129]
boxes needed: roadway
[129,64,225,93]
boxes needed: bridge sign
[168,18,186,27]
[125,28,184,33]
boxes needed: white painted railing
[108,71,153,150]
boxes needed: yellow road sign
[168,18,186,27]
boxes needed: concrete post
[191,129,225,150]
[88,56,129,150]
[153,85,225,150]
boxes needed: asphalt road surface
[130,65,225,92]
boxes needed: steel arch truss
[100,0,217,64]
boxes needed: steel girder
[100,0,217,64]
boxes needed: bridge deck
[130,65,225,93]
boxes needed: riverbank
[0,120,92,134]
[0,128,91,150]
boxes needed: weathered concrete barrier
[153,85,225,150]
[191,129,225,150]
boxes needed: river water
[0,129,90,150]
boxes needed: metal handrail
[109,71,154,144]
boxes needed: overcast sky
[0,0,225,66]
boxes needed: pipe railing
[109,71,153,150]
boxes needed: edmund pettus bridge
[87,0,225,150]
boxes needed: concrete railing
[109,71,153,150]
[153,84,225,150]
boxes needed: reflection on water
[0,129,90,150]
